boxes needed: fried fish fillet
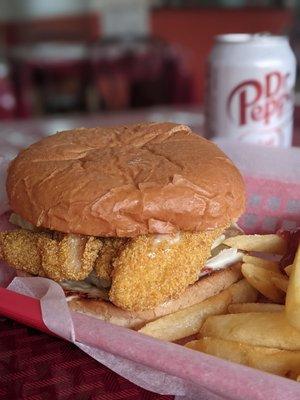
[0,230,46,275]
[0,226,226,312]
[0,230,101,281]
[109,228,224,311]
[94,237,128,287]
[40,234,102,281]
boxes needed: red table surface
[0,318,173,400]
[1,105,300,399]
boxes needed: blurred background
[0,0,297,122]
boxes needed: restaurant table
[0,318,173,400]
[0,106,299,400]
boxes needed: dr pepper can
[205,33,296,147]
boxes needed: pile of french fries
[139,233,300,381]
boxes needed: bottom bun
[68,263,242,329]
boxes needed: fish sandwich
[0,123,245,328]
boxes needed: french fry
[242,255,280,272]
[224,234,287,255]
[271,276,289,293]
[185,337,300,379]
[138,280,257,341]
[285,265,293,277]
[285,245,300,331]
[297,375,300,382]
[200,312,300,350]
[228,303,284,314]
[241,263,284,303]
[138,290,231,341]
[226,278,258,304]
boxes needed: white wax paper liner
[3,274,300,400]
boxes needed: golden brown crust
[68,263,242,329]
[7,123,245,237]
[40,234,102,281]
[0,229,46,275]
[94,237,128,287]
[109,228,224,311]
[0,229,102,281]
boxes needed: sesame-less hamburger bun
[17,263,243,329]
[68,263,243,329]
[6,122,245,237]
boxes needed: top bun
[7,123,245,237]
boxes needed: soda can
[205,33,296,147]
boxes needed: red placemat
[0,318,174,400]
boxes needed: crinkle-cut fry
[241,263,284,303]
[185,337,300,379]
[0,229,47,275]
[242,255,280,272]
[224,234,287,255]
[228,303,284,314]
[40,234,102,281]
[200,312,300,351]
[285,245,300,331]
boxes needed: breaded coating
[109,228,224,311]
[40,233,102,281]
[0,229,102,281]
[94,238,128,287]
[0,230,47,275]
